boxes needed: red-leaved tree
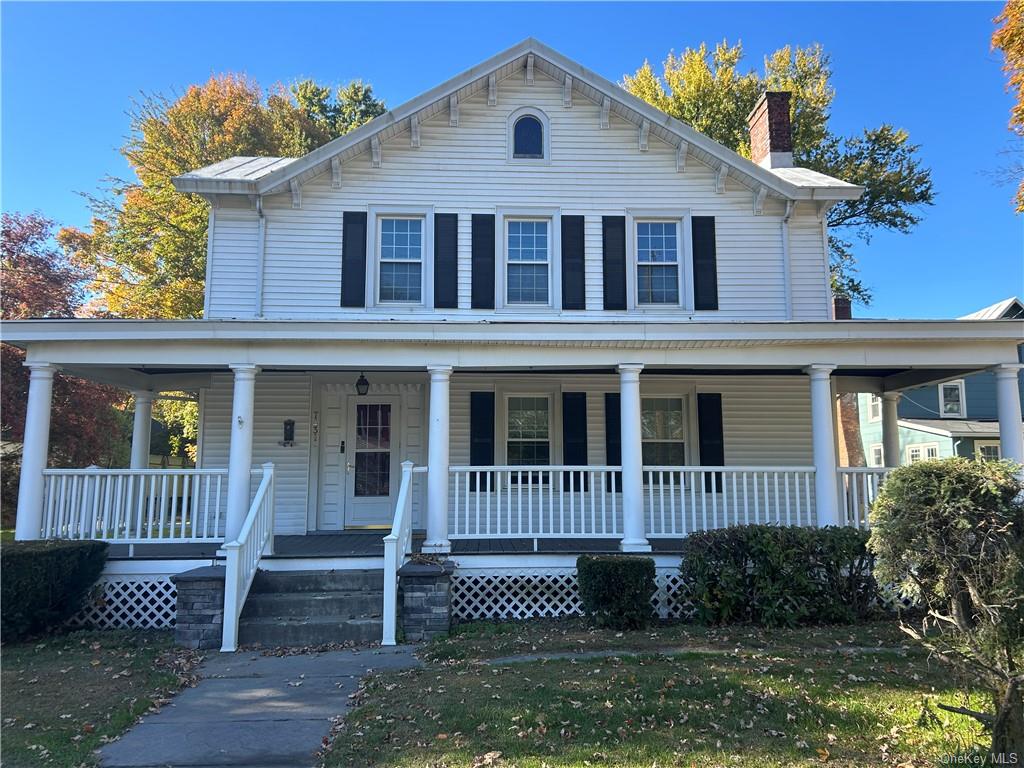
[1,212,129,525]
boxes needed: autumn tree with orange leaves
[993,0,1024,211]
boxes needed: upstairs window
[636,221,680,305]
[939,380,965,418]
[506,219,550,305]
[867,395,882,422]
[378,218,422,303]
[513,115,544,158]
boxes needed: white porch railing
[643,466,817,535]
[450,466,623,539]
[838,467,891,529]
[40,468,228,543]
[382,462,426,646]
[220,463,275,653]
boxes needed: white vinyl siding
[207,208,260,318]
[206,71,827,320]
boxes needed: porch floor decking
[106,531,687,559]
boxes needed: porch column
[619,364,651,552]
[224,364,259,543]
[129,390,154,470]
[807,364,840,527]
[15,363,56,540]
[423,365,452,554]
[994,364,1024,465]
[881,392,902,468]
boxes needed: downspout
[781,200,794,320]
[254,196,266,318]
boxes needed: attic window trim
[507,107,551,165]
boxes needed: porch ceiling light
[355,372,370,396]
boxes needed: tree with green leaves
[59,74,386,319]
[624,42,934,304]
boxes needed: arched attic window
[510,109,548,160]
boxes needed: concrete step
[251,568,384,593]
[241,591,383,620]
[238,616,383,647]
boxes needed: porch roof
[3,317,1020,395]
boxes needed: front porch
[5,317,1023,648]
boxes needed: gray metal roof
[181,156,296,182]
[959,297,1024,320]
[899,418,1001,437]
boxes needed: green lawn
[326,620,987,768]
[1,630,202,768]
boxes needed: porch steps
[238,569,383,647]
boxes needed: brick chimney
[747,91,793,169]
[833,295,852,320]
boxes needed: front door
[317,391,401,529]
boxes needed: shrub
[1,540,108,642]
[868,457,1024,760]
[577,555,656,629]
[680,525,877,627]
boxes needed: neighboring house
[857,297,1024,466]
[3,40,1022,649]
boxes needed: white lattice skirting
[69,577,177,630]
[451,568,695,621]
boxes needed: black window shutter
[560,215,586,310]
[604,392,622,492]
[340,211,367,307]
[562,392,588,490]
[434,213,458,309]
[692,216,719,311]
[471,214,495,309]
[469,391,495,491]
[697,393,725,492]
[602,216,627,310]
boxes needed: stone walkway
[101,645,420,768]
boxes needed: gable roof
[172,38,863,203]
[959,296,1024,320]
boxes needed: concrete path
[101,645,420,768]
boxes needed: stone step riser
[238,618,382,647]
[252,569,384,593]
[241,592,383,619]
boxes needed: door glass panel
[354,404,391,497]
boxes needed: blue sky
[2,2,1021,318]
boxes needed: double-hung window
[636,221,681,305]
[939,380,965,418]
[506,220,550,305]
[378,218,423,303]
[976,441,1001,461]
[907,443,939,464]
[506,396,551,466]
[641,398,686,465]
[867,395,882,422]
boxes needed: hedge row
[1,540,108,642]
[680,525,877,627]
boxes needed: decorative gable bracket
[449,95,459,127]
[753,185,768,216]
[330,157,342,189]
[525,54,535,85]
[487,73,497,106]
[815,201,834,221]
[370,136,381,168]
[715,162,729,194]
[289,179,301,209]
[563,74,573,107]
[675,140,688,172]
[600,97,611,129]
[410,113,421,148]
[638,119,650,152]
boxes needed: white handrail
[220,463,275,653]
[382,461,419,646]
[838,467,891,529]
[40,467,228,543]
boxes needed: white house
[4,39,1023,649]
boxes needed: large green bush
[680,525,877,627]
[868,457,1024,759]
[1,540,108,642]
[577,555,656,629]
